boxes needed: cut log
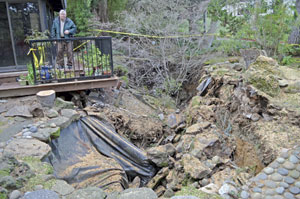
[37,90,56,108]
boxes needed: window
[0,2,15,67]
[9,2,41,65]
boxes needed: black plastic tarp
[45,116,156,190]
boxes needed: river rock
[3,139,51,160]
[34,185,43,190]
[0,142,6,149]
[22,131,32,137]
[218,183,238,196]
[50,123,56,128]
[29,126,38,133]
[66,187,106,199]
[279,80,289,87]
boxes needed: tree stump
[37,90,56,108]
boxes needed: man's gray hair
[59,10,66,15]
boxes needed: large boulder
[24,189,60,199]
[3,139,51,160]
[31,127,60,142]
[167,113,185,129]
[45,109,59,118]
[181,154,211,180]
[190,132,220,159]
[172,186,222,199]
[54,97,74,110]
[245,55,282,97]
[60,109,80,121]
[47,116,71,129]
[147,143,176,167]
[240,48,267,69]
[0,155,34,196]
[66,187,106,199]
[147,168,169,189]
[247,71,280,97]
[50,180,74,196]
[5,105,33,118]
[176,135,195,154]
[116,188,158,199]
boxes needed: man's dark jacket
[51,17,76,39]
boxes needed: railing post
[29,41,37,84]
[109,37,114,76]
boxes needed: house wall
[39,0,46,31]
[223,0,296,17]
[0,0,61,72]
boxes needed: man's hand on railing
[64,30,70,35]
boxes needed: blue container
[40,65,52,80]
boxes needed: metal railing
[29,37,114,84]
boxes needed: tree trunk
[288,0,300,44]
[37,90,56,108]
[96,0,108,23]
[198,21,219,49]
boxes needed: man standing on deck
[51,10,76,69]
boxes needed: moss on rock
[284,81,300,94]
[0,169,10,177]
[23,176,56,191]
[0,193,7,199]
[203,57,227,65]
[50,127,60,139]
[55,97,74,110]
[175,186,222,199]
[20,156,55,192]
[190,96,202,108]
[247,72,280,97]
[245,56,283,97]
[250,56,282,77]
[21,156,53,175]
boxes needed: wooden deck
[0,76,119,98]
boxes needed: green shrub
[213,39,254,56]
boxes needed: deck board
[0,76,119,98]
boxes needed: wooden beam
[0,76,119,98]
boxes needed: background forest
[67,0,300,104]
